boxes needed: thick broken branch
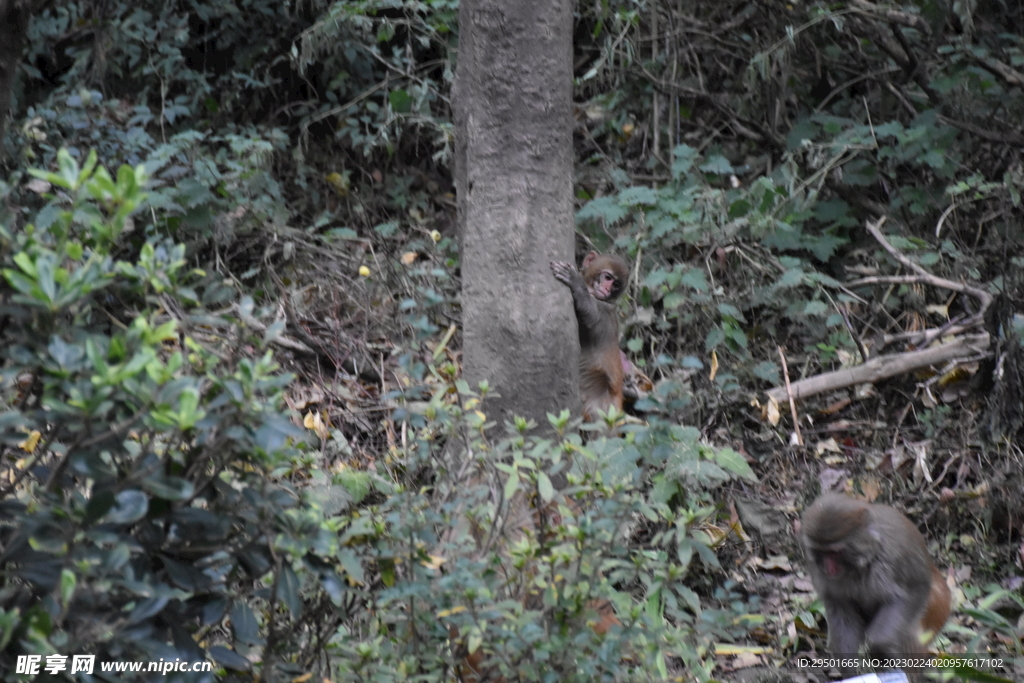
[765,332,990,403]
[766,218,994,404]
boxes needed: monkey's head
[801,494,880,577]
[581,251,629,302]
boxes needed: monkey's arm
[550,261,604,330]
[823,598,867,660]
[865,599,927,656]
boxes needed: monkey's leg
[824,600,867,673]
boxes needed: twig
[849,0,932,34]
[777,346,803,446]
[864,217,992,327]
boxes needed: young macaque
[800,494,951,676]
[550,251,630,421]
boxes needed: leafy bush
[0,150,758,683]
[10,0,457,246]
[0,151,319,678]
[327,379,760,683]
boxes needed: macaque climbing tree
[454,0,580,427]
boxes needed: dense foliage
[0,151,756,680]
[1,0,1023,681]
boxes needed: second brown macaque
[800,494,951,677]
[550,251,630,421]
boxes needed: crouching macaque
[550,252,630,421]
[800,494,951,676]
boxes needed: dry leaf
[18,430,41,453]
[325,171,349,196]
[25,178,50,194]
[814,438,841,456]
[303,410,330,439]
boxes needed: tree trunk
[0,0,31,149]
[454,0,579,428]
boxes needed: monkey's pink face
[820,551,844,578]
[590,270,620,301]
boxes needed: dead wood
[766,218,994,404]
[766,332,990,403]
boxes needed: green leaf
[327,227,360,240]
[59,569,76,607]
[699,155,734,174]
[576,196,629,225]
[57,149,81,190]
[537,471,554,503]
[339,469,372,504]
[728,198,751,218]
[650,476,677,506]
[705,327,725,350]
[717,302,745,322]
[670,144,698,178]
[663,292,686,309]
[34,256,57,304]
[12,252,37,278]
[803,300,828,316]
[0,607,20,651]
[116,163,138,196]
[321,571,346,607]
[751,361,780,383]
[676,539,693,569]
[104,490,149,525]
[389,89,412,114]
[338,549,366,585]
[78,149,98,185]
[209,646,252,671]
[775,268,805,288]
[714,447,756,480]
[277,565,302,618]
[618,186,659,206]
[504,467,520,502]
[680,268,708,292]
[141,475,195,501]
[230,603,261,644]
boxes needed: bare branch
[766,333,991,403]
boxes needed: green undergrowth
[0,151,760,682]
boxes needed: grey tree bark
[453,0,579,428]
[0,0,32,151]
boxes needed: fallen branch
[766,218,994,404]
[765,332,990,403]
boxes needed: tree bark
[0,0,31,149]
[454,0,579,427]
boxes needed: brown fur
[801,494,951,677]
[550,252,630,421]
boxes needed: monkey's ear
[582,251,599,268]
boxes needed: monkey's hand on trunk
[549,260,579,286]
